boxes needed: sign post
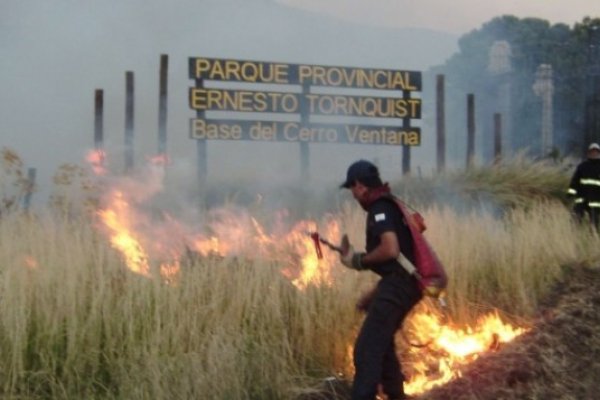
[125,71,135,173]
[158,54,169,158]
[187,57,422,182]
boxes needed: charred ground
[418,265,600,400]
[302,265,600,400]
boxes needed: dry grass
[0,212,370,399]
[1,199,598,399]
[1,155,600,399]
[392,153,573,211]
[422,200,600,321]
[419,266,600,400]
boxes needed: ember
[86,149,106,175]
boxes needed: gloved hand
[339,234,366,270]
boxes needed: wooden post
[402,87,412,175]
[436,74,446,173]
[94,89,104,151]
[533,64,554,156]
[125,71,135,173]
[494,113,502,164]
[158,54,168,156]
[466,93,475,169]
[195,77,207,189]
[300,83,310,181]
[402,145,411,175]
[23,167,36,212]
[300,143,309,181]
[197,137,207,189]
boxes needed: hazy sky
[1,0,598,205]
[276,0,598,34]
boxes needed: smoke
[1,0,460,209]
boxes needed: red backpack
[389,196,448,299]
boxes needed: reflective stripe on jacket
[568,159,600,203]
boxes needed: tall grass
[422,201,600,320]
[392,154,573,210]
[0,212,369,399]
[1,155,600,398]
[1,199,599,398]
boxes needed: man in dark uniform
[339,160,422,400]
[568,142,600,228]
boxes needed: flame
[86,151,530,396]
[192,236,224,257]
[186,212,340,289]
[94,185,528,394]
[403,308,529,395]
[288,220,340,289]
[160,259,180,285]
[85,149,338,287]
[22,255,39,270]
[86,149,106,175]
[97,191,150,276]
[146,153,170,167]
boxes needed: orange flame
[146,153,170,167]
[87,151,529,396]
[403,309,529,395]
[187,213,340,289]
[87,149,337,286]
[94,189,528,394]
[22,255,39,270]
[86,149,107,175]
[97,191,150,276]
[288,220,340,289]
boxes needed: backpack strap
[398,252,420,278]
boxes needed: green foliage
[428,15,600,160]
[391,155,572,211]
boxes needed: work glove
[339,234,366,270]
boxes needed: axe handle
[318,238,343,253]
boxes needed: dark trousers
[574,204,600,229]
[351,274,422,400]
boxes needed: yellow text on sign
[190,119,420,146]
[305,94,421,118]
[193,59,290,83]
[191,58,421,91]
[297,65,418,90]
[190,88,300,113]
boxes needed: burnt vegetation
[418,266,600,400]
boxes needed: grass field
[1,152,600,399]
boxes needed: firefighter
[338,160,422,400]
[568,142,600,228]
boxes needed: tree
[427,15,600,163]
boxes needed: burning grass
[418,265,600,400]
[1,200,599,399]
[1,153,600,399]
[0,212,366,399]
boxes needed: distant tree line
[426,15,600,163]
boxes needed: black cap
[340,160,381,188]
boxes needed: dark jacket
[568,158,600,206]
[365,197,415,277]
